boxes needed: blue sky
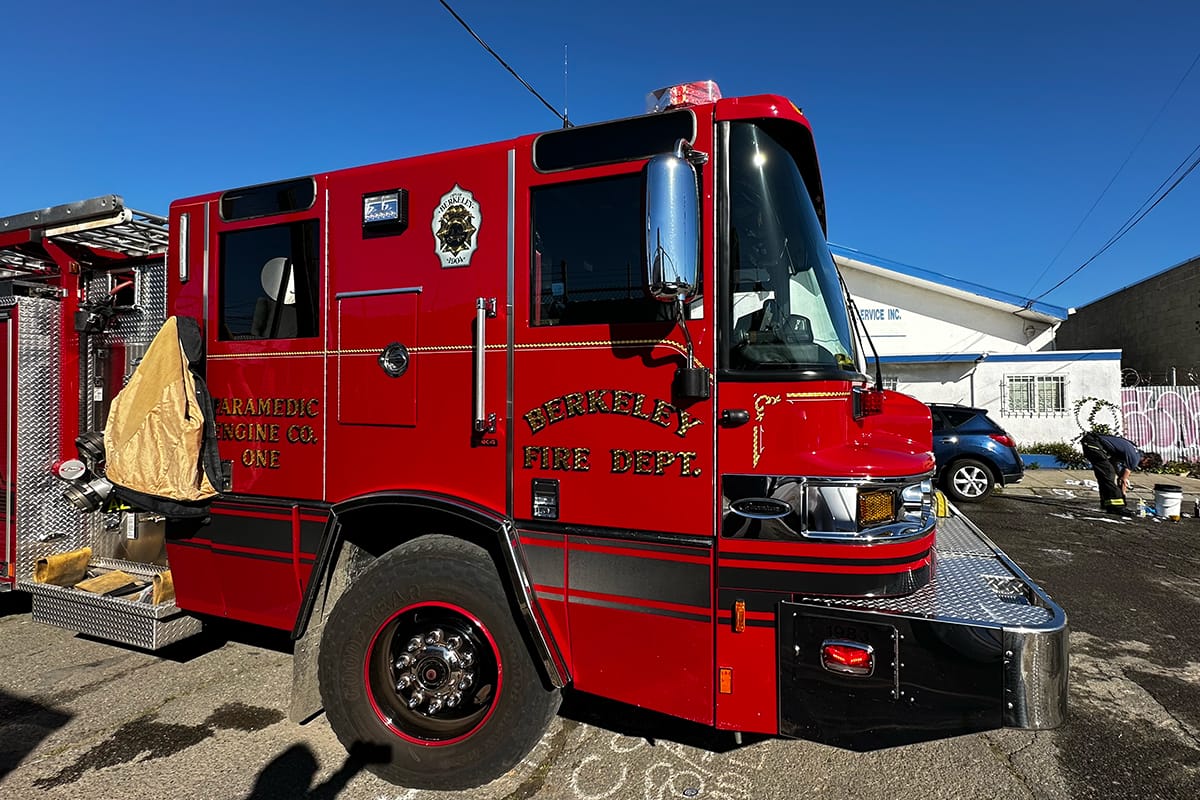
[2,1,1197,310]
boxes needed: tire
[943,458,995,503]
[318,534,561,789]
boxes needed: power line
[438,0,570,127]
[1026,47,1200,297]
[1028,140,1200,304]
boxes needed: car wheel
[944,458,995,502]
[318,534,561,789]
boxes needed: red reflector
[852,387,884,419]
[990,433,1016,448]
[821,640,875,676]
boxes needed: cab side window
[218,220,320,340]
[530,174,663,327]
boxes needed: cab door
[511,125,717,723]
[197,179,328,628]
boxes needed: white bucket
[1154,484,1183,520]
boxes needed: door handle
[474,297,497,434]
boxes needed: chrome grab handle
[474,297,497,433]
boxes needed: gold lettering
[231,398,244,415]
[630,393,652,421]
[674,408,703,438]
[650,399,673,429]
[572,447,590,472]
[543,398,566,425]
[586,390,610,414]
[611,390,634,415]
[654,450,677,475]
[611,449,631,473]
[523,446,540,468]
[679,451,701,477]
[563,392,586,418]
[273,398,285,416]
[551,447,570,470]
[634,450,653,474]
[525,408,548,434]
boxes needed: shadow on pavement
[0,689,73,780]
[559,689,763,753]
[0,591,32,618]
[243,741,388,800]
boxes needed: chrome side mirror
[645,142,700,301]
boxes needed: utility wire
[1026,47,1200,297]
[1028,141,1200,304]
[438,0,570,127]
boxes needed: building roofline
[830,243,1069,321]
[1073,251,1200,309]
[868,350,1121,364]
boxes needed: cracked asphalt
[2,493,1198,799]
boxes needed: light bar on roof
[646,80,722,113]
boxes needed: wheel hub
[392,628,475,715]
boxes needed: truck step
[21,558,201,651]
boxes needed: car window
[942,408,978,428]
[929,408,950,431]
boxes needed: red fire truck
[0,81,1066,789]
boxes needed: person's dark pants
[1081,434,1127,513]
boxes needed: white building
[833,245,1120,447]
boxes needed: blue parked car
[928,403,1024,502]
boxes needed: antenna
[438,0,572,127]
[563,45,570,128]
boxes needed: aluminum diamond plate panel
[13,297,97,582]
[27,581,201,650]
[935,515,1000,557]
[801,516,1054,628]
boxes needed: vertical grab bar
[475,297,497,433]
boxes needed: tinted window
[219,220,320,340]
[220,178,316,221]
[943,408,977,428]
[534,110,694,172]
[531,174,667,327]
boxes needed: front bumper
[779,512,1067,748]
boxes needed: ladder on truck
[0,196,199,650]
[0,195,168,275]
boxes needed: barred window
[1005,374,1066,414]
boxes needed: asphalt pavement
[999,467,1200,517]
[3,480,1200,799]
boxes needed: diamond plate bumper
[781,510,1067,746]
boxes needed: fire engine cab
[0,81,1067,789]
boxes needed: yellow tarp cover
[104,317,217,502]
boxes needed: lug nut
[406,636,423,652]
[396,674,413,690]
[395,654,413,669]
[408,691,425,709]
[426,697,444,713]
[446,692,461,708]
[425,629,444,645]
[446,635,462,650]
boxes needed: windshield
[725,121,856,373]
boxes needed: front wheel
[318,535,560,789]
[943,458,995,503]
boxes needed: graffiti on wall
[1122,386,1200,461]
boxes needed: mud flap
[779,603,1003,749]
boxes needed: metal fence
[1122,386,1200,462]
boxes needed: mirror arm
[674,138,709,166]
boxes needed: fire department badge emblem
[432,185,482,268]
